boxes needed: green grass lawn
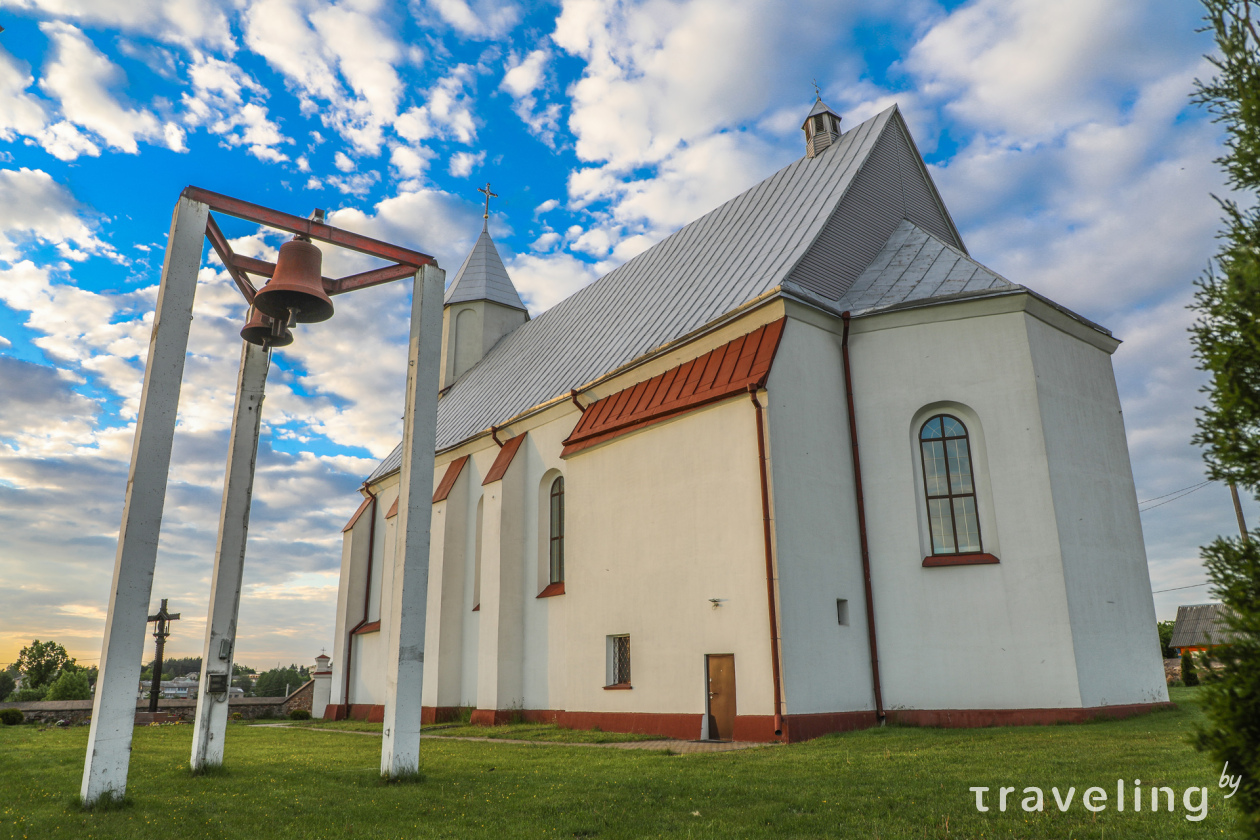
[0,688,1238,839]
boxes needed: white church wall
[1024,314,1169,707]
[764,307,876,716]
[349,631,385,705]
[330,503,370,706]
[562,396,774,723]
[847,296,1084,711]
[459,454,487,707]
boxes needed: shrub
[230,712,243,721]
[46,670,91,701]
[10,687,47,702]
[1181,650,1200,687]
[0,709,24,726]
[288,709,311,720]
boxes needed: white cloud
[0,0,237,51]
[0,48,48,142]
[37,22,171,155]
[448,149,484,177]
[394,64,478,145]
[242,0,404,154]
[334,151,355,172]
[180,54,291,161]
[426,0,521,39]
[499,49,560,145]
[505,251,599,314]
[0,168,116,262]
[534,198,559,215]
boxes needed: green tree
[0,670,15,701]
[1190,1,1260,834]
[1181,650,1201,687]
[14,640,74,690]
[45,670,91,701]
[1158,619,1178,658]
[253,666,303,697]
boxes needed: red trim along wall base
[327,702,1174,741]
[444,703,1174,743]
[322,703,385,723]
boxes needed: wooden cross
[146,598,180,713]
[477,182,498,231]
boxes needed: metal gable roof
[367,104,1032,478]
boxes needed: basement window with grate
[605,635,631,688]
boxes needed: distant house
[1169,603,1234,655]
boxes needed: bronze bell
[252,236,334,323]
[240,305,294,348]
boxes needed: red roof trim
[482,433,527,485]
[385,497,398,519]
[561,318,786,457]
[432,455,470,503]
[351,620,381,635]
[342,496,372,533]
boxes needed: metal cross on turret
[477,182,498,231]
[146,599,180,713]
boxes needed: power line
[1138,480,1213,506]
[1140,481,1214,513]
[1152,582,1210,594]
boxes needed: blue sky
[0,0,1248,669]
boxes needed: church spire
[440,185,529,388]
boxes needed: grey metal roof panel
[444,229,527,311]
[1169,603,1235,649]
[367,106,1030,478]
[840,219,1012,313]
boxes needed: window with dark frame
[549,476,564,584]
[919,414,982,555]
[610,635,631,686]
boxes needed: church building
[323,100,1170,741]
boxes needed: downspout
[748,384,785,738]
[841,312,885,724]
[342,484,377,715]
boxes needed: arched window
[549,476,564,584]
[920,415,982,555]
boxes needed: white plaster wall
[330,510,367,706]
[458,456,485,707]
[764,315,875,715]
[1025,315,1169,706]
[350,631,385,705]
[845,304,1084,710]
[563,397,774,721]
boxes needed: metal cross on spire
[812,78,821,99]
[477,182,498,232]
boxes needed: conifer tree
[1190,1,1260,834]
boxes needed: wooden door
[706,654,736,741]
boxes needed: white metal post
[190,341,270,770]
[81,196,209,804]
[381,263,445,777]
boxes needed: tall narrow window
[549,476,564,584]
[920,415,982,555]
[608,635,631,686]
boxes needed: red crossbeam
[183,186,435,267]
[205,215,257,303]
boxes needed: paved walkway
[249,723,772,753]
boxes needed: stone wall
[0,681,315,725]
